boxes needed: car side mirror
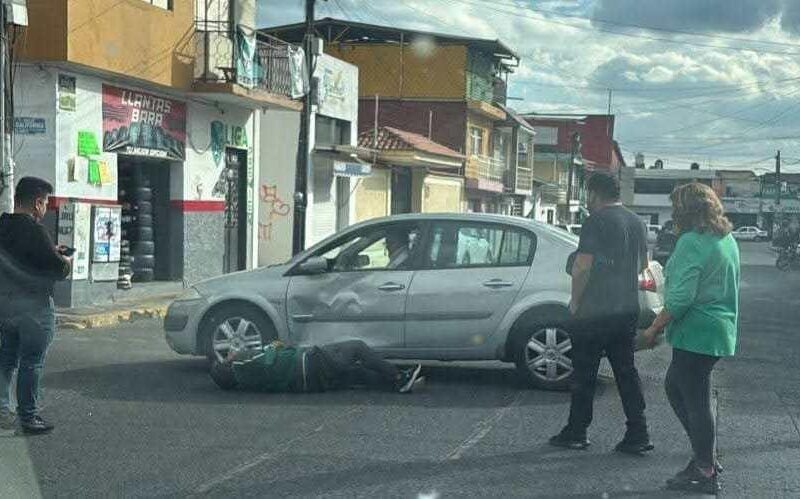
[295,256,329,275]
[565,251,576,276]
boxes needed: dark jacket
[0,213,71,297]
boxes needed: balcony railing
[194,23,302,98]
[466,155,507,183]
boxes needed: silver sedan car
[164,213,663,390]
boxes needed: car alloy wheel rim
[212,317,263,362]
[524,327,573,382]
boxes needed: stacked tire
[119,171,156,284]
[130,180,155,283]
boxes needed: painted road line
[446,391,525,461]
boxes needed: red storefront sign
[102,84,186,161]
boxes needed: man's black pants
[318,340,399,388]
[565,315,648,438]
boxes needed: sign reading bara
[102,84,186,161]
[14,117,45,135]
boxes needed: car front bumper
[164,298,207,355]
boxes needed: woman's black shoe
[614,437,655,455]
[666,464,720,495]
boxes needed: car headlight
[174,287,203,302]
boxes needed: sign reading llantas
[102,84,187,161]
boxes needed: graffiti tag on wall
[258,184,291,241]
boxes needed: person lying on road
[210,339,424,394]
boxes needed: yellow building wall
[423,175,464,213]
[20,0,195,90]
[355,168,391,222]
[327,43,467,99]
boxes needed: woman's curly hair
[670,182,733,236]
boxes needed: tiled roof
[358,126,465,159]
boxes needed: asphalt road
[2,242,799,498]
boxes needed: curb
[56,302,170,330]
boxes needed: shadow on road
[42,359,596,408]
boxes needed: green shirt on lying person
[664,230,740,357]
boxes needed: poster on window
[92,206,122,263]
[102,84,186,161]
[57,202,91,280]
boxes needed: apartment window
[142,0,171,9]
[315,116,351,146]
[469,127,484,156]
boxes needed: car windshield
[4,2,792,498]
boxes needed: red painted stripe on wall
[48,197,119,209]
[170,200,226,212]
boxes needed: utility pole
[0,3,9,215]
[565,132,580,224]
[292,0,317,255]
[774,149,782,235]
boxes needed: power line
[494,0,800,50]
[446,0,800,57]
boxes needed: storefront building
[257,52,360,266]
[12,0,303,306]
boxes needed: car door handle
[292,314,314,323]
[378,282,406,292]
[483,279,514,289]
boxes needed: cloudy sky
[258,0,800,172]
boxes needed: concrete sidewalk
[56,292,178,330]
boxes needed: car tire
[131,254,155,269]
[132,268,155,282]
[202,304,277,363]
[132,226,154,241]
[135,201,153,216]
[514,324,574,391]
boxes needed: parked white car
[165,214,664,390]
[646,224,661,245]
[732,226,769,242]
[556,224,582,236]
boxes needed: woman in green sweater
[642,182,740,495]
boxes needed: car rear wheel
[203,305,276,362]
[515,325,574,390]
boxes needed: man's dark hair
[586,172,620,201]
[15,176,54,208]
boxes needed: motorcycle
[776,243,800,271]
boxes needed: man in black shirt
[0,177,72,434]
[550,173,653,454]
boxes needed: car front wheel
[515,325,574,390]
[203,305,276,363]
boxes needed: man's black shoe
[673,459,723,480]
[666,464,720,495]
[20,416,54,435]
[548,432,590,450]
[614,437,655,455]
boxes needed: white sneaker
[398,364,423,393]
[0,409,17,431]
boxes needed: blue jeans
[0,295,56,421]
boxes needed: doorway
[391,167,413,215]
[223,148,248,273]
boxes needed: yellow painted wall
[355,168,391,222]
[327,43,467,99]
[20,0,195,90]
[423,175,464,213]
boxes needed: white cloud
[258,0,800,168]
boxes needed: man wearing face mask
[0,177,72,434]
